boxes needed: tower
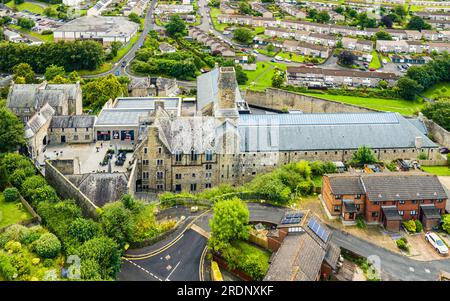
[214,67,239,122]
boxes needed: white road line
[166,260,181,281]
[409,267,415,272]
[124,258,163,281]
[425,268,430,273]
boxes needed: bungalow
[286,66,399,88]
[322,173,447,232]
[159,42,176,53]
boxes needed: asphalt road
[331,230,450,281]
[119,229,207,281]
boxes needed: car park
[425,232,448,256]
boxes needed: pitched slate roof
[420,204,442,219]
[25,103,55,139]
[238,112,436,152]
[328,176,365,195]
[50,115,96,129]
[381,206,403,221]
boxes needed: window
[62,128,64,132]
[412,200,417,204]
[205,150,213,161]
[175,173,182,180]
[156,171,164,180]
[206,172,211,179]
[86,128,89,132]
[142,172,149,179]
[355,194,361,199]
[333,205,340,212]
[73,135,78,141]
[371,212,379,217]
[156,184,164,190]
[85,135,90,140]
[74,128,77,132]
[399,200,405,204]
[158,147,162,154]
[355,204,360,211]
[190,183,197,192]
[190,149,198,161]
[175,184,182,192]
[156,159,163,166]
[143,160,149,166]
[205,164,212,170]
[437,199,444,203]
[205,183,212,189]
[144,147,148,154]
[192,173,196,178]
[398,210,404,216]
[373,201,379,205]
[142,185,149,190]
[410,210,417,215]
[175,150,182,162]
[335,195,342,200]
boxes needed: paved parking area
[407,233,449,261]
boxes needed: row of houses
[416,11,450,21]
[217,14,448,41]
[122,0,149,17]
[263,28,338,47]
[154,4,194,14]
[286,66,399,88]
[282,40,330,58]
[250,2,273,19]
[188,27,235,57]
[376,40,450,54]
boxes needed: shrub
[68,218,100,243]
[32,233,61,259]
[296,180,314,196]
[418,152,428,160]
[19,226,43,245]
[396,238,408,251]
[5,240,22,253]
[402,220,416,233]
[3,187,20,202]
[20,176,47,199]
[0,224,28,248]
[356,215,367,229]
[414,220,423,233]
[0,253,18,280]
[31,185,59,204]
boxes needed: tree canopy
[351,146,377,165]
[233,28,254,45]
[0,107,25,154]
[165,14,186,37]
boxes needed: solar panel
[307,217,330,242]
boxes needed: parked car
[369,68,376,71]
[425,232,449,256]
[439,147,450,154]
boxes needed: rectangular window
[399,200,405,204]
[143,160,149,166]
[158,147,162,154]
[333,205,340,212]
[142,172,149,179]
[156,171,164,180]
[156,159,163,166]
[175,174,182,180]
[175,184,182,192]
[156,184,164,190]
[175,151,182,162]
[85,135,90,140]
[144,147,148,154]
[355,194,361,199]
[335,195,342,200]
[73,135,78,141]
[190,183,197,192]
[371,212,379,217]
[205,150,213,161]
[373,201,379,205]
[205,183,212,189]
[410,210,417,215]
[398,210,404,216]
[205,164,212,170]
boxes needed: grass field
[302,93,423,116]
[210,7,228,32]
[77,63,113,76]
[422,82,450,100]
[9,24,54,42]
[240,61,286,91]
[369,50,381,69]
[5,1,45,14]
[0,194,32,229]
[421,166,450,176]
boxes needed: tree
[3,187,20,202]
[32,233,61,258]
[43,7,58,17]
[110,41,122,58]
[315,11,331,23]
[209,198,250,252]
[165,14,186,37]
[393,5,406,19]
[17,17,35,30]
[238,1,252,15]
[338,50,356,66]
[375,31,392,40]
[44,65,65,81]
[82,75,124,111]
[407,16,432,30]
[421,99,450,131]
[233,27,254,44]
[356,12,377,28]
[20,175,47,199]
[396,77,423,100]
[234,65,248,85]
[68,218,100,243]
[68,71,81,83]
[266,43,275,53]
[335,40,343,49]
[128,12,140,24]
[351,146,377,165]
[31,185,59,204]
[271,70,285,88]
[0,107,25,153]
[380,15,393,28]
[307,8,318,19]
[100,202,133,248]
[443,214,450,234]
[12,63,35,84]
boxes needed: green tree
[68,70,81,82]
[68,218,100,243]
[307,8,318,19]
[338,50,356,66]
[421,99,450,131]
[396,77,423,100]
[0,107,25,153]
[443,214,450,234]
[209,198,250,252]
[165,14,186,37]
[266,43,275,53]
[271,70,285,88]
[20,175,47,199]
[315,11,331,23]
[43,7,58,17]
[44,65,65,81]
[407,16,432,30]
[238,1,252,14]
[31,185,59,204]
[233,28,254,44]
[375,31,392,40]
[12,63,35,84]
[100,201,133,248]
[17,17,35,30]
[380,15,393,28]
[393,5,406,18]
[82,75,124,111]
[351,146,377,165]
[128,12,141,24]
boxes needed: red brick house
[322,173,448,232]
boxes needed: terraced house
[322,173,448,232]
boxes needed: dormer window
[175,150,182,162]
[190,149,198,161]
[205,150,213,161]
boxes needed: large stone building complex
[131,67,438,194]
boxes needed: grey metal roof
[54,16,138,38]
[50,115,96,128]
[95,108,151,126]
[238,112,437,152]
[114,97,180,109]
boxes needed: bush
[0,224,28,248]
[31,185,59,204]
[418,152,428,160]
[356,215,367,229]
[5,240,22,253]
[296,180,314,196]
[32,233,62,259]
[20,175,47,199]
[414,220,423,233]
[0,253,18,280]
[396,237,408,251]
[3,187,20,202]
[402,220,416,233]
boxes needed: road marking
[191,224,210,239]
[409,267,415,272]
[166,261,181,281]
[124,258,163,281]
[199,245,208,281]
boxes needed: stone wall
[48,159,75,175]
[243,88,379,113]
[421,116,450,149]
[45,160,99,219]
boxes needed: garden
[0,189,32,229]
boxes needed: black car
[440,147,450,154]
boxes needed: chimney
[218,67,237,110]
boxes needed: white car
[425,232,449,255]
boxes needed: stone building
[48,115,96,144]
[128,77,179,97]
[7,81,83,123]
[131,66,439,194]
[24,103,55,159]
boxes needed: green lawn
[9,24,54,42]
[77,63,112,76]
[421,166,450,176]
[302,93,423,116]
[0,194,32,229]
[369,50,381,69]
[113,33,140,63]
[240,61,286,91]
[5,1,45,14]
[422,82,450,100]
[210,7,228,32]
[232,240,270,273]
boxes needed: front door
[61,136,66,143]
